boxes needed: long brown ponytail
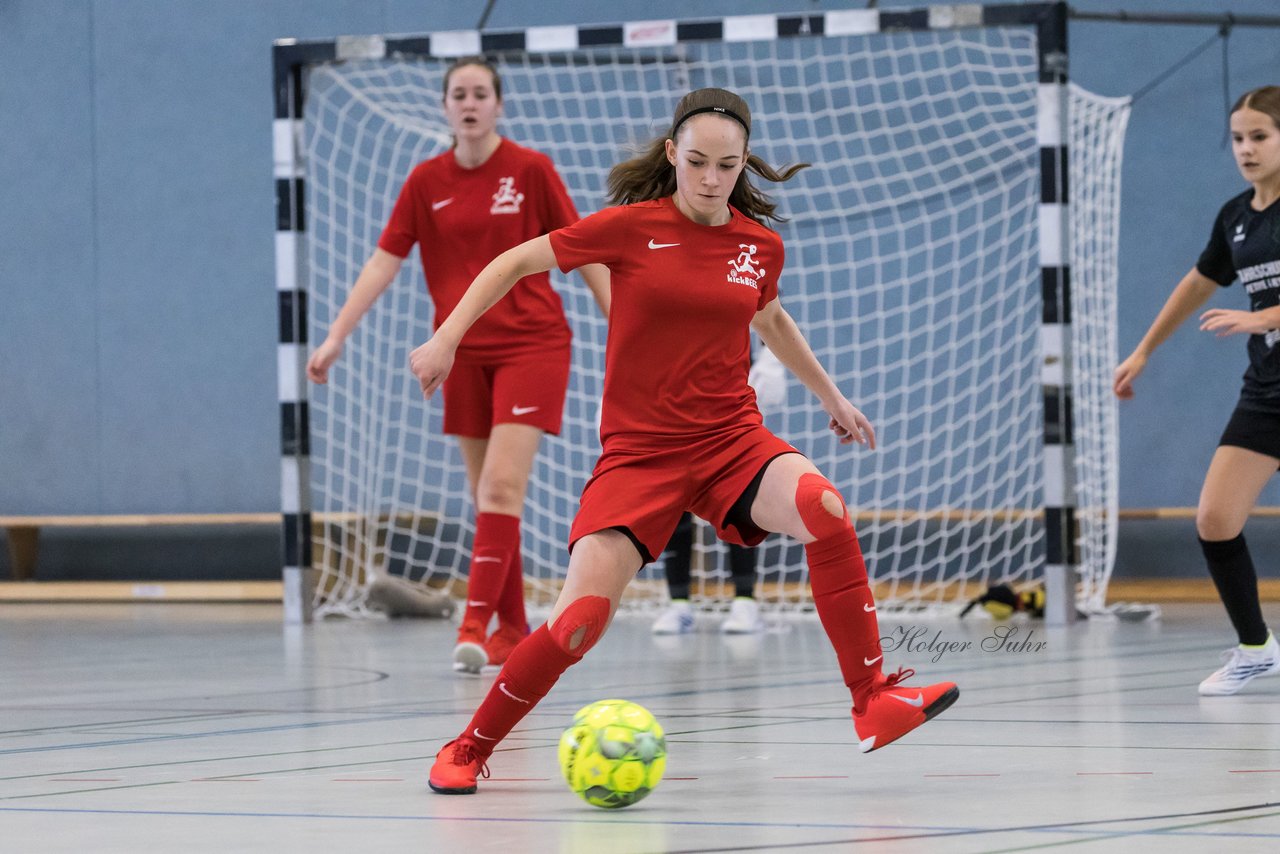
[606,88,808,227]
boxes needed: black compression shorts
[1219,404,1280,464]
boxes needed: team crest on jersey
[491,176,524,214]
[726,243,765,289]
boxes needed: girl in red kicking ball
[411,87,959,794]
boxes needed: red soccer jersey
[378,138,577,358]
[549,196,783,445]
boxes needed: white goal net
[301,25,1127,619]
[1068,83,1130,614]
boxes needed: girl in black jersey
[1114,86,1280,695]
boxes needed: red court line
[487,777,551,782]
[773,775,850,779]
[191,778,263,782]
[1076,772,1153,776]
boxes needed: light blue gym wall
[3,0,1280,525]
[1070,3,1280,510]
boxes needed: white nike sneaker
[651,600,695,635]
[721,597,764,634]
[1198,633,1280,696]
[452,620,488,675]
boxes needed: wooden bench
[1116,507,1280,520]
[0,514,280,581]
[5,508,1277,590]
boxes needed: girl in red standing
[308,57,609,674]
[410,87,959,794]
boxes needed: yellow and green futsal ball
[558,698,666,809]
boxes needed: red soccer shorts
[442,345,571,438]
[569,421,799,563]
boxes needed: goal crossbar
[272,2,1122,627]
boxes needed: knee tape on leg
[550,595,610,656]
[795,473,851,540]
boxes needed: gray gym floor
[2,602,1278,852]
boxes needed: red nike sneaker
[852,668,958,753]
[428,737,489,794]
[483,623,529,667]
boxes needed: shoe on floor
[1199,633,1280,696]
[852,668,959,753]
[483,623,529,667]
[453,619,489,674]
[651,600,695,635]
[721,597,764,634]
[428,737,489,794]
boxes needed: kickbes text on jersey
[726,242,765,289]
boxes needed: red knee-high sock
[805,527,883,711]
[462,512,521,629]
[461,624,580,756]
[495,541,529,633]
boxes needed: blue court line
[0,805,1277,843]
[0,737,442,782]
[0,638,1257,759]
[0,711,427,756]
[0,805,986,829]
[3,682,1265,765]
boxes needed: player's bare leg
[751,453,958,752]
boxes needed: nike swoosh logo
[473,728,497,741]
[864,655,883,666]
[498,682,530,704]
[648,239,680,249]
[863,603,877,612]
[890,693,925,708]
[511,405,539,415]
[473,556,502,564]
[432,198,454,211]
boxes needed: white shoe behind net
[651,602,696,635]
[721,598,764,635]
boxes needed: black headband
[671,104,750,138]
